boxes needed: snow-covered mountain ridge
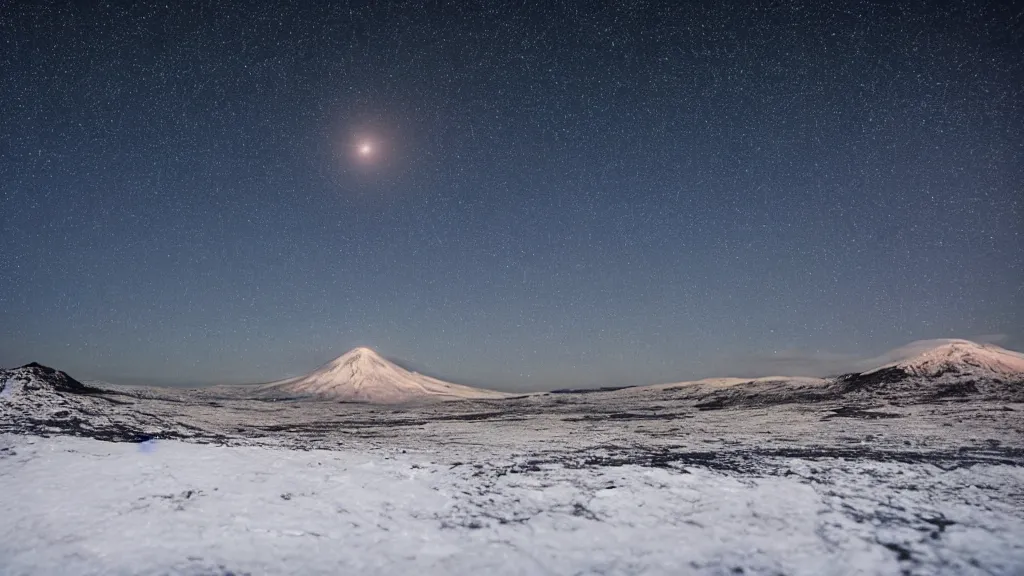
[868,339,1024,378]
[619,339,1024,408]
[3,339,1021,409]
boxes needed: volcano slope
[257,347,510,403]
[2,340,1023,575]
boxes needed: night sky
[1,1,1021,389]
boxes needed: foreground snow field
[2,433,1023,576]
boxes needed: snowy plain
[3,432,1023,576]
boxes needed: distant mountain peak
[345,346,380,358]
[325,347,388,369]
[19,362,57,373]
[263,347,507,404]
[868,339,1024,378]
[2,363,95,396]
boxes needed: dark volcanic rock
[823,406,903,420]
[834,367,913,394]
[550,386,636,394]
[931,381,980,399]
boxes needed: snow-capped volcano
[866,339,1024,379]
[262,347,509,403]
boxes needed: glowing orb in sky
[356,141,374,160]
[341,130,387,168]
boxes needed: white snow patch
[0,377,15,399]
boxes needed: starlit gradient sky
[1,1,1021,389]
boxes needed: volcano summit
[259,347,509,403]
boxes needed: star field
[1,0,1021,389]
